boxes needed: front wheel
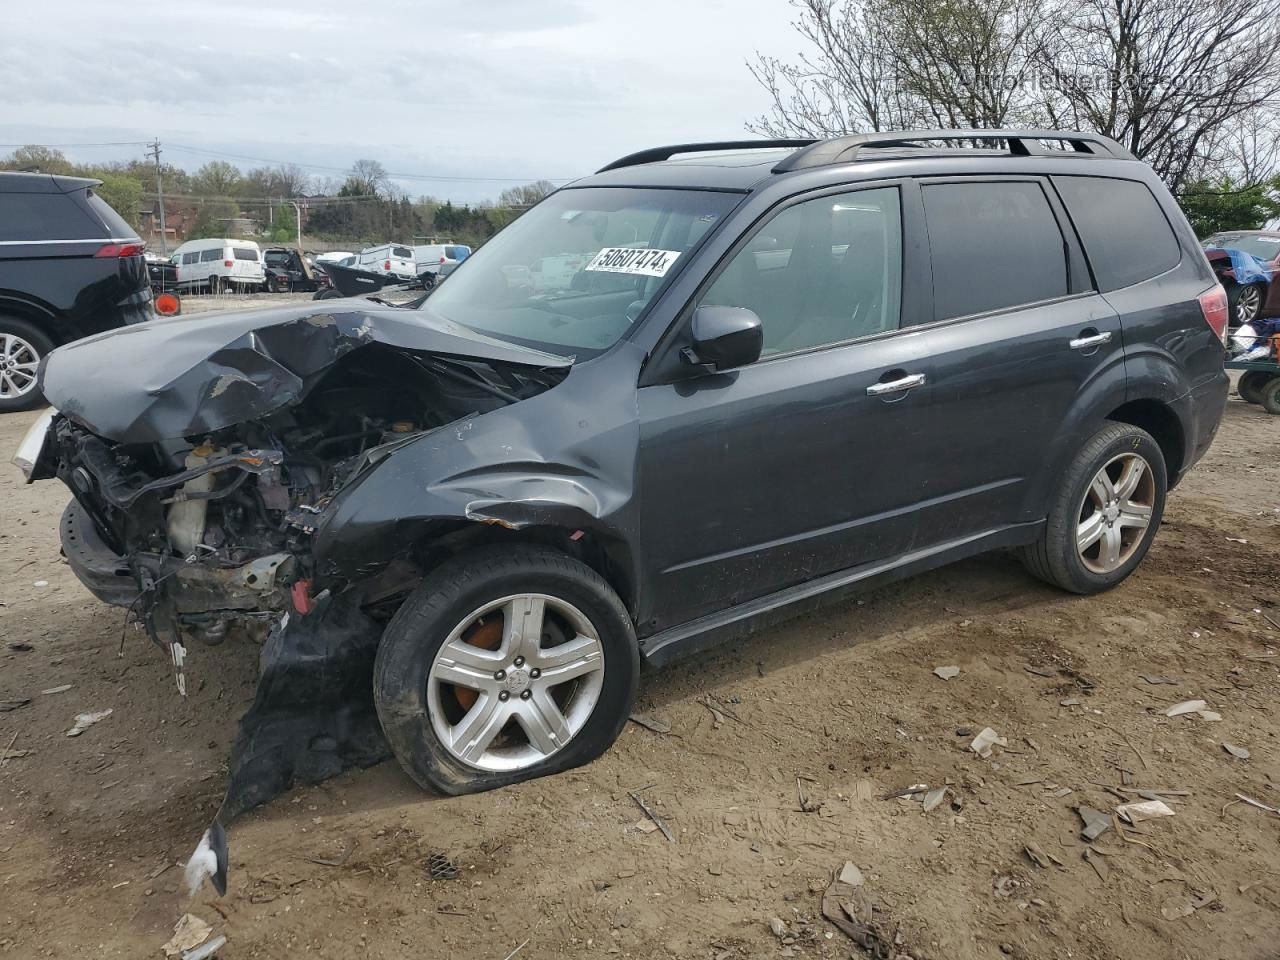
[1231,282,1265,326]
[1239,370,1270,404]
[1021,422,1166,594]
[373,545,638,795]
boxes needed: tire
[313,288,342,300]
[1259,377,1280,415]
[1239,370,1270,404]
[1230,282,1265,326]
[1020,422,1167,595]
[373,544,638,796]
[0,316,54,413]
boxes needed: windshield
[1204,234,1280,260]
[420,187,740,358]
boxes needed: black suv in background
[0,172,151,411]
[18,129,1227,894]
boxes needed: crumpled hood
[40,300,571,443]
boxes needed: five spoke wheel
[1076,452,1154,574]
[427,594,606,772]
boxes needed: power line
[0,140,150,148]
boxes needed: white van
[414,243,471,276]
[170,238,266,292]
[357,243,416,281]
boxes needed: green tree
[1,144,73,174]
[1180,177,1280,237]
[187,200,238,240]
[93,174,144,231]
[192,161,243,198]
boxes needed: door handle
[1069,331,1113,350]
[866,373,926,396]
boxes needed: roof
[0,170,103,194]
[576,130,1140,193]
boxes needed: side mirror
[683,305,763,371]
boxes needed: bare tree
[497,180,557,207]
[1036,0,1280,187]
[348,159,389,198]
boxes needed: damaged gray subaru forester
[13,130,1228,895]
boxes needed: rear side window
[922,181,1068,321]
[393,246,412,258]
[0,192,105,242]
[182,252,199,264]
[1053,176,1180,291]
[84,190,137,239]
[200,248,222,263]
[233,247,258,261]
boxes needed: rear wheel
[0,317,53,413]
[1021,422,1166,594]
[313,288,342,300]
[1259,377,1280,415]
[373,545,637,795]
[1239,370,1270,404]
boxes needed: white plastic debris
[163,914,212,957]
[1223,742,1251,760]
[32,580,49,588]
[1197,710,1222,722]
[1164,699,1207,717]
[933,666,961,680]
[65,708,112,737]
[838,861,865,887]
[922,787,947,812]
[1116,799,1176,823]
[41,684,72,695]
[970,727,1007,758]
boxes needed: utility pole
[285,200,303,253]
[146,139,168,256]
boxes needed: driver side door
[635,183,935,634]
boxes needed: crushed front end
[18,303,573,895]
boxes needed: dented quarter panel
[39,300,572,444]
[313,341,647,612]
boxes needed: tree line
[0,145,556,248]
[749,0,1280,233]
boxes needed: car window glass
[233,248,258,261]
[393,246,412,258]
[200,248,222,262]
[182,252,199,264]
[697,186,903,356]
[1203,234,1280,260]
[1053,176,1180,291]
[84,190,136,238]
[0,192,104,242]
[923,181,1067,320]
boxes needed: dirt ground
[2,360,1279,959]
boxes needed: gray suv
[15,129,1227,894]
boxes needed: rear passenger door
[905,177,1124,547]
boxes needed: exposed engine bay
[26,303,576,895]
[53,343,557,646]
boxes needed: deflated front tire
[373,544,638,795]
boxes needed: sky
[0,0,801,203]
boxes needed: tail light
[439,255,446,264]
[224,260,233,268]
[1198,285,1229,345]
[95,241,146,258]
[384,260,391,271]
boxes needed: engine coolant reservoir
[168,443,218,557]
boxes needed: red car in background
[1202,229,1280,327]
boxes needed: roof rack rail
[772,129,1135,172]
[597,139,817,173]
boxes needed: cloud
[0,0,799,201]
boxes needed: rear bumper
[60,499,138,607]
[1175,371,1228,484]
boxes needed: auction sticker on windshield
[585,247,682,277]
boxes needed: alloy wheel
[426,594,605,772]
[1238,284,1262,325]
[1076,452,1155,574]
[0,333,40,400]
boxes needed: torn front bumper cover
[186,591,390,896]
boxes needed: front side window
[421,187,740,358]
[182,252,199,264]
[923,181,1068,320]
[697,186,903,356]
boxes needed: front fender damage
[185,591,389,896]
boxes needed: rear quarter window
[1053,176,1180,291]
[393,246,412,258]
[84,190,138,239]
[0,192,106,242]
[200,248,223,262]
[922,180,1068,321]
[233,248,259,261]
